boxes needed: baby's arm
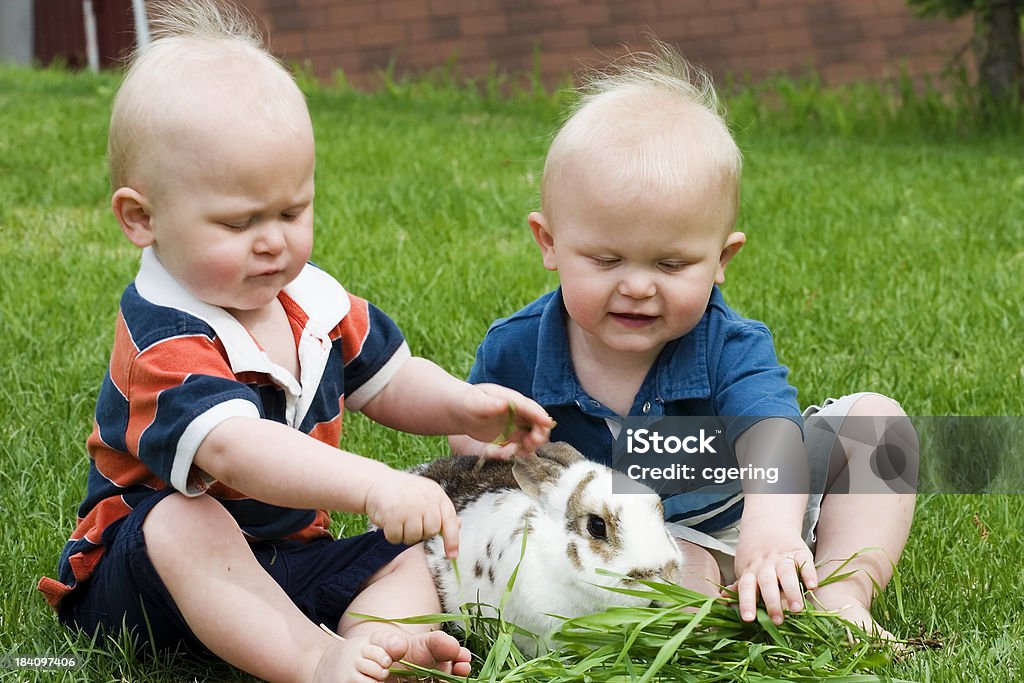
[361,356,553,453]
[731,418,818,624]
[194,417,462,557]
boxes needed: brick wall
[240,0,973,89]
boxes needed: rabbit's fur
[416,442,683,653]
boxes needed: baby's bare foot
[395,630,472,679]
[313,631,409,683]
[810,587,899,643]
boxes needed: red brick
[376,0,430,21]
[821,61,871,85]
[561,4,611,26]
[538,28,590,54]
[705,0,756,12]
[687,14,736,38]
[305,28,357,54]
[860,17,911,39]
[356,22,407,48]
[429,0,503,13]
[505,9,566,34]
[295,0,342,7]
[407,16,460,41]
[854,39,891,61]
[325,3,378,25]
[655,0,707,18]
[763,27,814,51]
[835,0,885,20]
[269,31,306,56]
[273,8,326,31]
[608,0,659,23]
[460,13,507,37]
[243,0,974,92]
[734,9,789,32]
[717,32,769,56]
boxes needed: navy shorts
[59,488,407,657]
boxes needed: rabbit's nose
[625,567,664,583]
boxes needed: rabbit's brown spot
[488,565,496,584]
[514,509,535,543]
[474,561,485,578]
[565,471,597,529]
[626,567,659,582]
[486,540,493,558]
[662,558,681,581]
[566,541,583,570]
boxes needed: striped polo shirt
[38,248,408,609]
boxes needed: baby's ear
[112,187,155,248]
[715,231,746,284]
[528,211,558,271]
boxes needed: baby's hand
[364,470,460,559]
[728,525,818,625]
[461,384,554,457]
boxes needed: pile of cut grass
[390,566,901,682]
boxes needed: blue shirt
[467,286,801,532]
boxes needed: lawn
[1,64,1022,681]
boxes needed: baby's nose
[254,225,286,254]
[617,271,656,298]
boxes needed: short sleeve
[467,339,493,384]
[335,294,410,411]
[127,334,261,496]
[713,324,801,445]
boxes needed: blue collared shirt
[468,286,801,532]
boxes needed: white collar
[134,247,350,376]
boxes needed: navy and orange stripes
[40,260,405,610]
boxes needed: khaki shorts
[667,392,902,584]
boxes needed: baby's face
[540,174,739,363]
[141,121,316,318]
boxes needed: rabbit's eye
[586,514,607,539]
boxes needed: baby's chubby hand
[728,524,818,625]
[459,384,554,457]
[365,470,461,559]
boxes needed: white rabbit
[414,442,683,654]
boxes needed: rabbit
[414,441,683,653]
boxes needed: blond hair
[541,42,741,224]
[108,0,308,190]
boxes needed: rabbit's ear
[512,455,565,498]
[535,441,585,467]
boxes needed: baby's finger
[402,516,424,545]
[776,558,804,613]
[507,394,554,428]
[799,558,819,590]
[736,572,759,621]
[481,442,520,460]
[439,502,461,560]
[420,506,442,540]
[381,520,404,546]
[757,568,784,624]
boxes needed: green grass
[1,62,1023,681]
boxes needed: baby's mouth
[610,312,657,327]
